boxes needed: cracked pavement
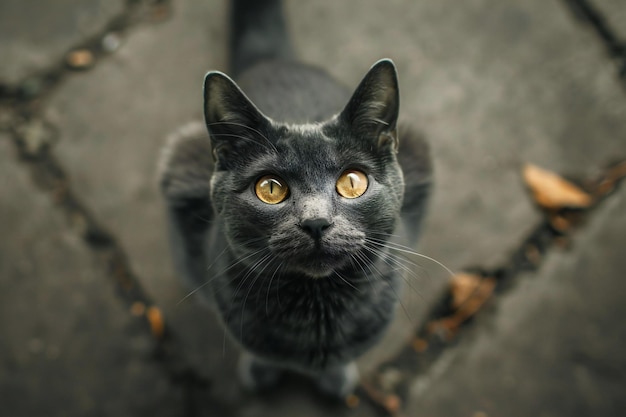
[1,0,625,416]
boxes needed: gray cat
[159,0,432,398]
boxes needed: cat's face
[205,60,404,278]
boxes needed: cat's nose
[300,218,332,240]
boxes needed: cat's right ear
[339,59,400,152]
[203,71,271,168]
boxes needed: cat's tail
[229,0,293,78]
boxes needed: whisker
[178,244,267,306]
[192,213,214,225]
[365,237,455,278]
[365,241,426,279]
[363,243,425,302]
[221,250,272,355]
[332,270,360,292]
[368,230,408,240]
[208,132,273,152]
[349,253,376,291]
[239,253,275,338]
[358,245,413,322]
[265,262,284,316]
[207,121,278,152]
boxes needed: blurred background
[1,0,625,416]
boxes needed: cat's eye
[255,175,289,204]
[336,170,368,199]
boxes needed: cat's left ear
[203,71,271,168]
[339,59,400,151]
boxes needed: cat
[159,0,432,398]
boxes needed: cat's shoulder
[158,121,213,201]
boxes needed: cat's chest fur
[211,247,401,370]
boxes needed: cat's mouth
[269,226,365,278]
[288,248,352,278]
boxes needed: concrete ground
[1,0,625,416]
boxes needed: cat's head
[204,60,404,278]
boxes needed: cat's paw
[315,361,360,399]
[237,352,283,392]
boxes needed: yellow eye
[255,175,289,204]
[336,170,368,199]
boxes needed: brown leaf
[450,273,480,309]
[360,381,404,416]
[427,317,462,339]
[146,306,165,339]
[549,213,572,232]
[524,244,542,265]
[594,161,626,198]
[429,273,496,336]
[411,337,428,353]
[345,394,360,408]
[384,395,401,414]
[523,164,593,210]
[130,301,146,317]
[66,49,95,69]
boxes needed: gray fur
[159,1,432,398]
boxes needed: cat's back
[236,61,351,124]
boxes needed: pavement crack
[0,1,233,415]
[561,0,626,82]
[360,160,626,416]
[7,113,225,416]
[8,114,206,365]
[0,0,171,107]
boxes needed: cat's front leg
[237,351,284,392]
[314,361,360,399]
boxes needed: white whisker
[265,262,284,316]
[366,236,455,278]
[332,270,360,292]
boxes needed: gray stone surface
[0,0,124,83]
[42,0,241,400]
[1,0,626,415]
[407,186,626,417]
[44,0,626,381]
[0,138,182,416]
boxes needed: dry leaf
[345,394,360,408]
[360,381,403,416]
[384,395,401,414]
[66,49,95,69]
[411,338,428,353]
[146,306,165,339]
[549,213,572,232]
[523,164,593,210]
[594,161,626,198]
[428,273,496,336]
[427,317,461,339]
[524,244,541,265]
[450,273,483,309]
[130,301,146,317]
[452,274,496,316]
